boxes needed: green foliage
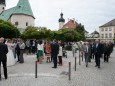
[20,23,85,42]
[75,23,85,41]
[0,19,20,38]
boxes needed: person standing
[44,41,51,63]
[52,40,59,68]
[0,37,8,80]
[58,44,63,66]
[37,40,44,64]
[104,42,111,62]
[15,41,20,62]
[93,40,102,68]
[19,40,25,63]
[83,42,91,67]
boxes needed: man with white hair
[83,42,91,67]
[93,39,102,68]
[0,37,8,80]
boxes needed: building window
[109,33,112,38]
[101,34,104,38]
[26,22,28,26]
[15,22,18,26]
[109,27,112,31]
[105,28,108,31]
[2,7,4,10]
[105,33,108,38]
[101,28,104,31]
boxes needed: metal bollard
[69,62,71,80]
[75,57,77,71]
[35,61,38,78]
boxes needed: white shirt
[58,46,62,56]
[37,44,44,50]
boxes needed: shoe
[5,77,7,79]
[86,65,88,67]
[0,76,1,81]
[98,66,100,68]
[52,67,57,68]
[95,65,98,67]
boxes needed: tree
[21,26,39,39]
[0,20,20,38]
[75,23,85,41]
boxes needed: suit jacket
[51,42,59,55]
[0,43,8,61]
[83,45,91,55]
[93,43,102,56]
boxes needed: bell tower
[58,12,65,29]
[0,0,6,14]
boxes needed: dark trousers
[32,46,36,54]
[58,56,62,65]
[20,50,24,63]
[104,53,109,62]
[0,60,7,79]
[52,54,58,67]
[95,53,100,67]
[51,53,53,62]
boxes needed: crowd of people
[72,39,114,68]
[0,37,114,81]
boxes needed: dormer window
[2,7,4,10]
[15,21,19,26]
[26,22,28,26]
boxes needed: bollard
[75,57,77,71]
[69,62,71,81]
[35,61,38,78]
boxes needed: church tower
[59,12,65,29]
[0,0,6,14]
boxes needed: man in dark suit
[0,37,8,80]
[93,39,102,68]
[51,40,59,68]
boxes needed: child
[58,44,63,66]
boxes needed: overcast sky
[6,0,115,33]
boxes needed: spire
[0,0,5,5]
[13,0,35,18]
[59,12,65,22]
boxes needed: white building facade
[99,19,115,42]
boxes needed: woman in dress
[6,40,16,66]
[37,40,44,64]
[44,41,51,63]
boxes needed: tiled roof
[0,7,16,21]
[91,31,99,34]
[62,19,78,29]
[0,0,34,21]
[100,19,115,27]
[13,0,34,18]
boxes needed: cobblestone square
[0,50,115,86]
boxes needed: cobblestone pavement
[0,49,115,86]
